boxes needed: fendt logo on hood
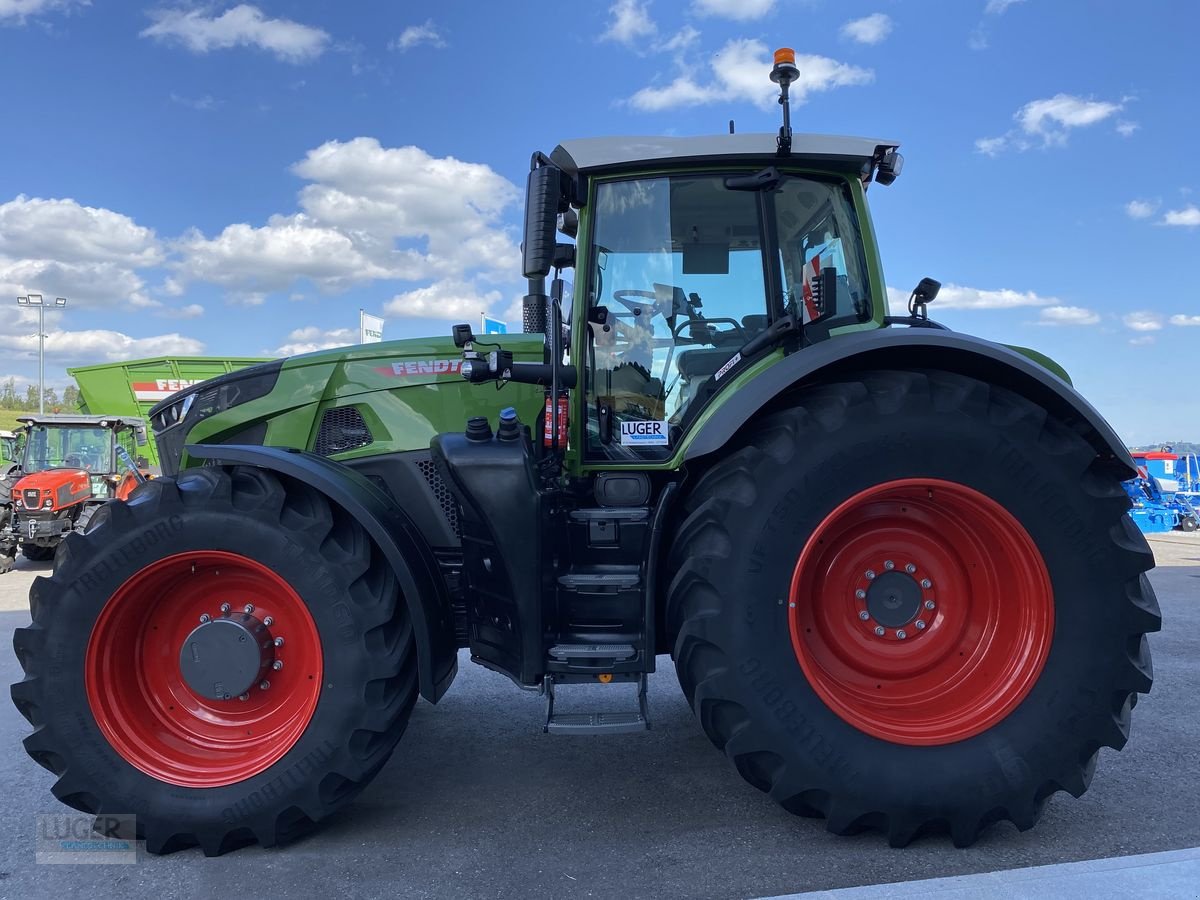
[374,359,463,379]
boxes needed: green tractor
[12,51,1158,856]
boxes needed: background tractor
[5,414,150,563]
[12,50,1159,856]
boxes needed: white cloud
[978,93,1126,154]
[629,38,871,112]
[385,280,502,320]
[169,92,219,111]
[390,19,445,51]
[1125,199,1157,219]
[693,0,774,21]
[984,0,1025,13]
[161,303,204,319]
[173,138,521,300]
[1129,335,1155,346]
[272,326,357,356]
[975,136,1008,156]
[1017,94,1122,139]
[887,283,1055,311]
[1170,314,1200,327]
[140,4,330,63]
[1163,206,1200,226]
[841,13,893,45]
[1116,120,1139,137]
[602,0,656,45]
[657,25,699,54]
[1123,311,1163,332]
[0,195,161,309]
[1038,305,1100,326]
[0,0,86,23]
[0,328,204,363]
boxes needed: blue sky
[0,0,1195,443]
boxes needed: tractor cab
[0,429,22,472]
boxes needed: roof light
[773,47,796,66]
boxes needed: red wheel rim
[789,479,1053,746]
[85,551,323,787]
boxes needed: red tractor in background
[5,415,152,564]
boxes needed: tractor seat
[675,348,737,381]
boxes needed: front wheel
[12,467,418,855]
[21,543,55,562]
[667,369,1160,846]
[1180,516,1198,533]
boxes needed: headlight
[43,499,52,509]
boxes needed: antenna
[769,48,800,156]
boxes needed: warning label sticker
[619,419,669,446]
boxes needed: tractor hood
[152,333,547,476]
[12,468,91,511]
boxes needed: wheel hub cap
[865,570,922,628]
[179,613,274,700]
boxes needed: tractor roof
[17,413,146,430]
[549,133,899,176]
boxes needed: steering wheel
[611,289,659,317]
[672,317,747,345]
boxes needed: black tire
[11,466,418,856]
[21,543,56,562]
[1180,516,1197,533]
[667,369,1160,847]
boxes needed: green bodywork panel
[177,335,546,470]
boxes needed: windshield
[22,425,113,474]
[583,172,870,460]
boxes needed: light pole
[15,294,67,414]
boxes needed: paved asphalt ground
[0,534,1196,900]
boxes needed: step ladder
[543,669,650,735]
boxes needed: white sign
[360,310,384,344]
[620,419,669,446]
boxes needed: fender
[685,328,1136,477]
[186,443,458,702]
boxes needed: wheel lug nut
[244,604,254,614]
[272,660,283,671]
[220,602,231,614]
[855,589,866,600]
[259,680,270,690]
[905,563,916,574]
[915,620,926,630]
[920,579,932,589]
[263,616,274,627]
[865,569,876,580]
[924,599,936,610]
[874,625,885,637]
[896,630,907,640]
[199,613,211,624]
[273,637,284,647]
[238,693,249,701]
[858,610,870,620]
[884,560,895,570]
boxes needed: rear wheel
[1180,516,1197,533]
[667,369,1160,846]
[11,466,418,855]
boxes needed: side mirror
[523,164,566,279]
